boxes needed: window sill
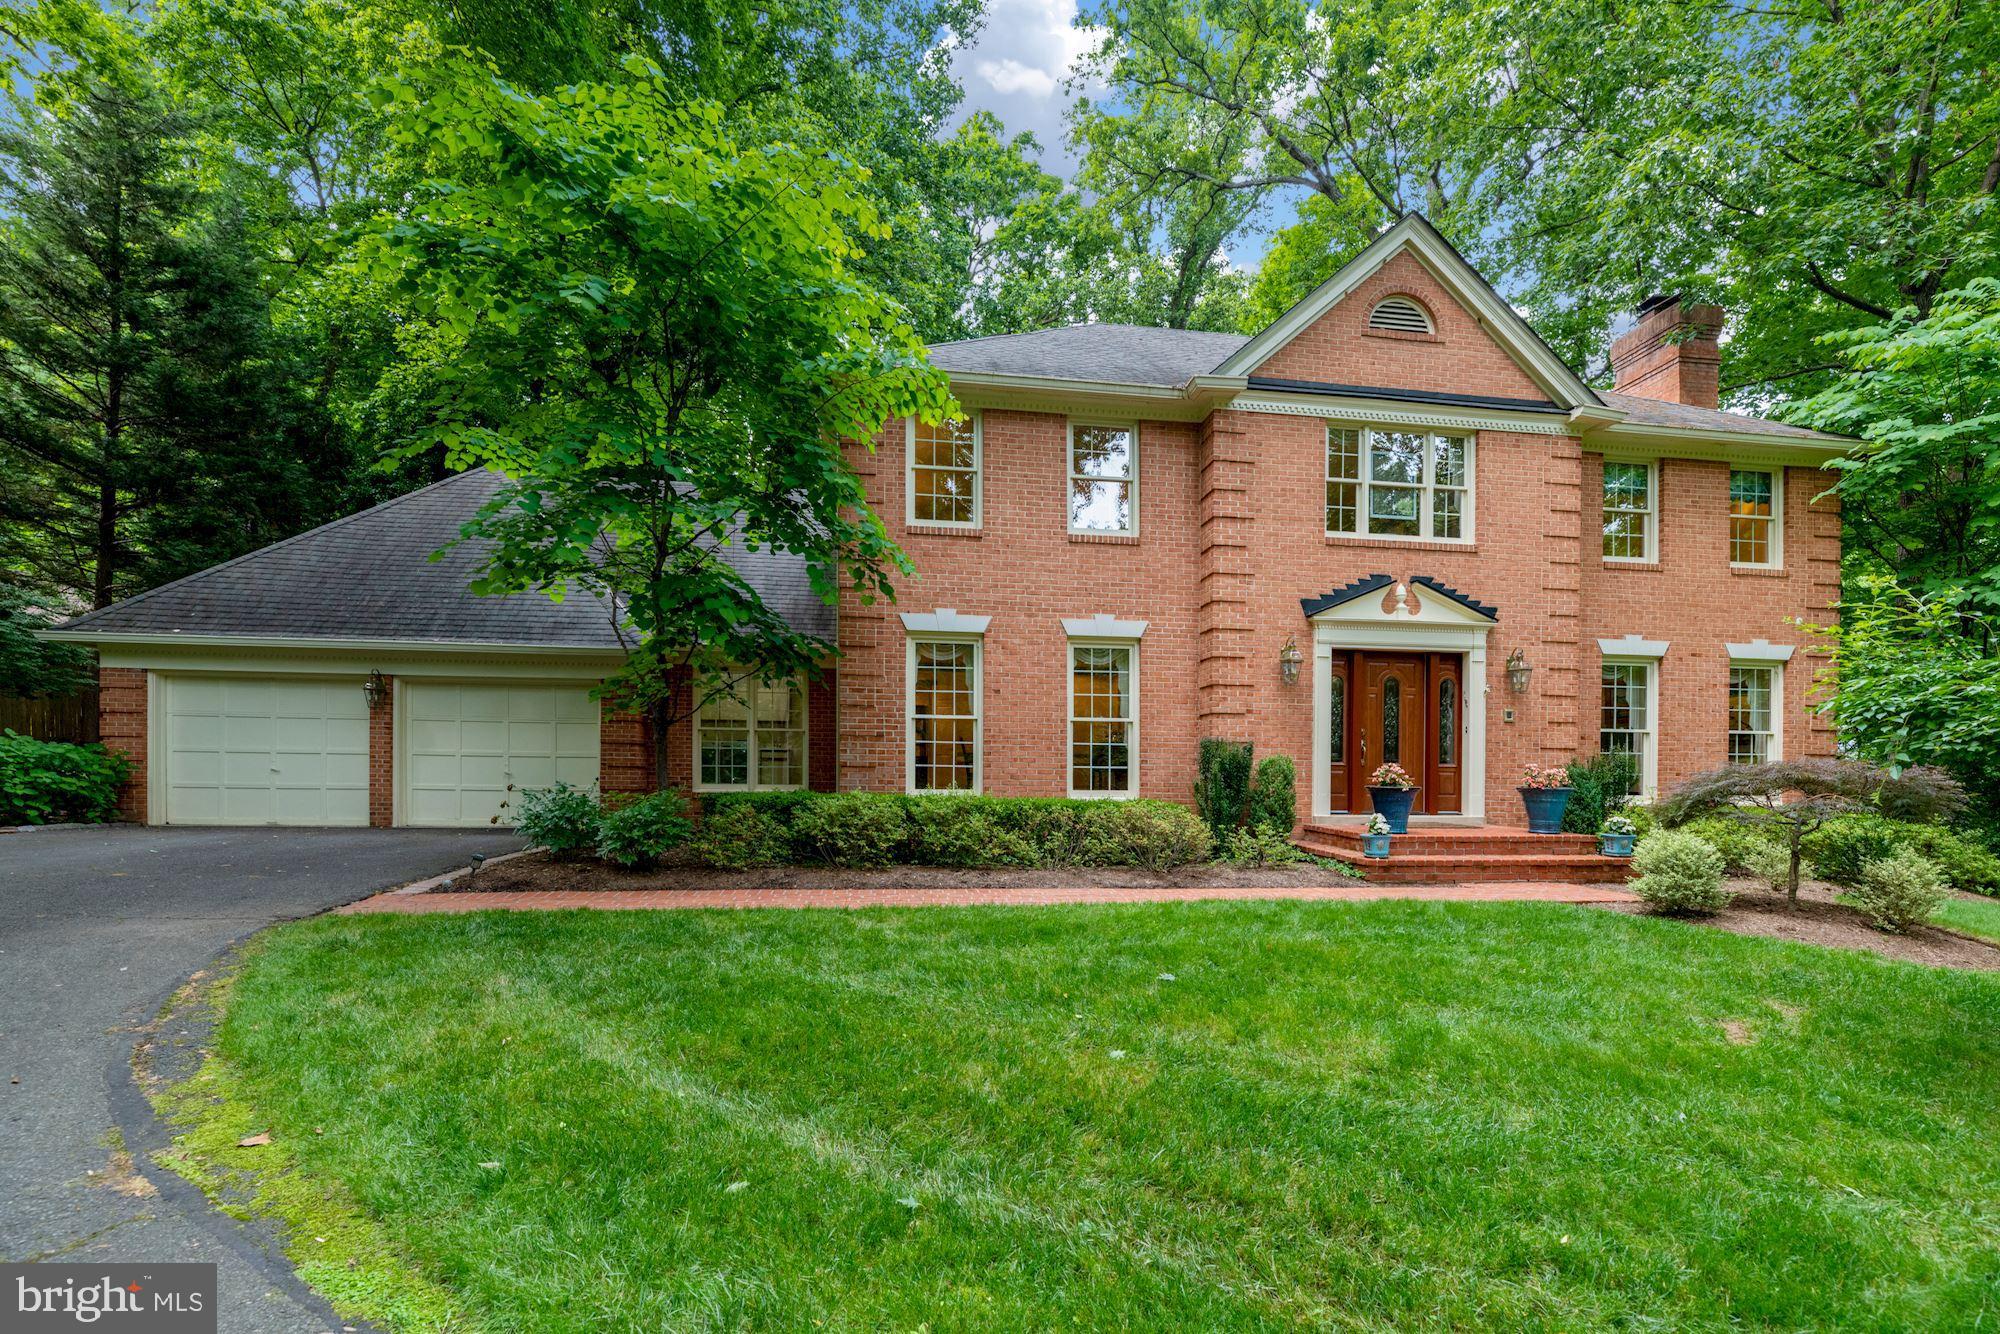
[1362,328,1443,344]
[1600,559,1663,572]
[907,523,984,540]
[1729,565,1789,578]
[1325,534,1476,554]
[1069,532,1140,545]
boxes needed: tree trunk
[651,696,671,794]
[1788,836,1803,909]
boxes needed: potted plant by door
[1598,813,1638,857]
[1518,762,1574,834]
[1361,812,1393,858]
[1367,763,1419,833]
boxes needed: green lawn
[1935,893,2000,945]
[187,902,2000,1331]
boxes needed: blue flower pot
[1368,785,1418,834]
[1598,832,1636,857]
[1361,832,1392,858]
[1519,786,1572,834]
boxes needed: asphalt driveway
[0,825,522,1332]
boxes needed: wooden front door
[1330,650,1465,815]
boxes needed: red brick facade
[99,666,147,821]
[369,684,394,827]
[834,264,1839,826]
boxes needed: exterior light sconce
[1279,636,1303,685]
[363,669,390,710]
[1504,649,1532,694]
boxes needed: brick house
[49,215,1846,828]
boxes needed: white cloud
[949,0,1105,174]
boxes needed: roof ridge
[55,469,495,633]
[928,322,1251,352]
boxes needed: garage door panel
[401,682,599,827]
[163,675,368,827]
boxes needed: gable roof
[1211,213,1601,409]
[49,469,835,648]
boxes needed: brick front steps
[1296,823,1634,885]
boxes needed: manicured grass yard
[195,902,2000,1331]
[1936,894,2000,946]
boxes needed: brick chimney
[1609,295,1724,409]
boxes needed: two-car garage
[152,672,600,828]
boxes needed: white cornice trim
[1211,215,1599,409]
[1585,420,1854,465]
[1232,392,1572,436]
[1598,634,1670,660]
[36,630,626,658]
[900,608,990,635]
[1727,639,1796,663]
[1062,614,1148,640]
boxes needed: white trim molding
[905,412,982,530]
[1062,614,1148,640]
[1598,634,1669,660]
[899,608,991,635]
[1233,392,1571,437]
[1726,638,1796,663]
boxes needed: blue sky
[947,0,1101,178]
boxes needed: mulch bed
[1600,879,2000,972]
[436,849,1371,894]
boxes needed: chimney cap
[1635,293,1682,317]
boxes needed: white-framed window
[1326,425,1473,542]
[1599,660,1656,797]
[908,637,981,792]
[907,414,980,527]
[1727,663,1781,764]
[1068,422,1136,535]
[1068,641,1137,797]
[1602,460,1656,561]
[1729,468,1781,567]
[695,672,808,791]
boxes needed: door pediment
[1302,575,1497,630]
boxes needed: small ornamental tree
[359,56,952,786]
[1656,759,1964,908]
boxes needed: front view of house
[50,215,1846,828]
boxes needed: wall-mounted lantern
[1504,649,1532,694]
[1279,636,1303,685]
[363,669,390,710]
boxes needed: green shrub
[0,732,130,824]
[1220,825,1307,867]
[1677,816,1777,874]
[905,796,1037,867]
[1561,752,1641,834]
[1741,838,1811,896]
[1080,799,1212,870]
[691,800,790,869]
[1248,755,1297,836]
[1847,849,1949,933]
[1804,813,2000,896]
[594,791,694,869]
[514,783,603,858]
[992,798,1090,866]
[1194,738,1254,840]
[1630,829,1731,916]
[789,793,909,868]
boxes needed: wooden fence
[0,690,100,743]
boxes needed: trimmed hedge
[697,791,1213,869]
[1675,810,1999,897]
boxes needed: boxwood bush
[0,732,130,825]
[697,791,1214,870]
[1803,813,2000,897]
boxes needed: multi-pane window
[909,639,979,791]
[1600,662,1652,791]
[1069,423,1136,534]
[1603,461,1654,561]
[909,415,979,526]
[696,673,807,790]
[1729,469,1778,565]
[1728,665,1777,765]
[1326,426,1472,541]
[1069,643,1136,796]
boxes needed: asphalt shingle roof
[54,469,835,646]
[1598,391,1826,439]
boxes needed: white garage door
[162,676,370,826]
[402,683,600,827]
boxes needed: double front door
[1327,651,1464,815]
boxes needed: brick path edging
[338,882,1638,915]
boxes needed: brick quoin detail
[99,666,147,821]
[836,268,1838,825]
[368,683,394,827]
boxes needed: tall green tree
[360,57,952,784]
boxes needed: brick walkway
[338,881,1637,915]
